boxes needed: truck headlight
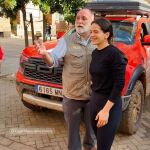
[19,54,29,73]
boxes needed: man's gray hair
[77,8,94,21]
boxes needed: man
[35,8,95,150]
[46,24,51,40]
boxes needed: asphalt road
[0,38,32,76]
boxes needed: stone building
[0,17,11,37]
[17,2,66,39]
[0,2,66,39]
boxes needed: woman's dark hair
[91,17,113,43]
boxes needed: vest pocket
[70,52,84,74]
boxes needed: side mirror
[142,35,150,45]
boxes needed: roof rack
[86,0,150,17]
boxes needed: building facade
[0,17,11,37]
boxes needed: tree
[0,0,18,19]
[32,0,64,41]
[32,0,85,24]
[0,0,30,47]
[62,0,85,24]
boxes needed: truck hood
[22,40,58,58]
[22,40,132,60]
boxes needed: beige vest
[62,33,95,100]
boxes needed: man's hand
[95,109,109,128]
[34,40,53,66]
[34,40,47,56]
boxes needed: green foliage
[62,0,85,24]
[49,0,63,14]
[33,0,85,23]
[4,0,16,10]
[32,0,41,5]
[0,0,30,18]
[64,14,75,24]
[2,9,18,19]
[0,0,86,23]
[36,0,63,14]
[40,2,50,14]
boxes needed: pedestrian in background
[0,46,4,73]
[46,24,51,40]
[90,18,127,150]
[35,8,96,150]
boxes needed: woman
[89,18,127,150]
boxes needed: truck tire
[22,100,43,111]
[119,80,144,134]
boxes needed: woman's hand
[34,40,47,56]
[95,109,109,128]
[95,100,114,128]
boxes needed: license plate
[35,85,63,98]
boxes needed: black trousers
[90,92,122,150]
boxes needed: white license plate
[35,85,63,98]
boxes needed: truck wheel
[22,100,43,111]
[119,80,144,134]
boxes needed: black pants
[90,92,122,150]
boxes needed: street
[0,38,150,150]
[0,38,32,76]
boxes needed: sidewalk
[0,77,150,150]
[0,136,36,150]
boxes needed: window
[112,21,136,44]
[140,23,149,42]
[145,22,150,34]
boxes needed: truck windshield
[65,21,136,45]
[112,21,136,44]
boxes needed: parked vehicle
[0,46,4,73]
[16,0,150,134]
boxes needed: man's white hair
[77,8,94,21]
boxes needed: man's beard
[76,26,90,34]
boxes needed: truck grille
[23,58,63,84]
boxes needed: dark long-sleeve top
[89,45,127,103]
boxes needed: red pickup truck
[16,0,150,134]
